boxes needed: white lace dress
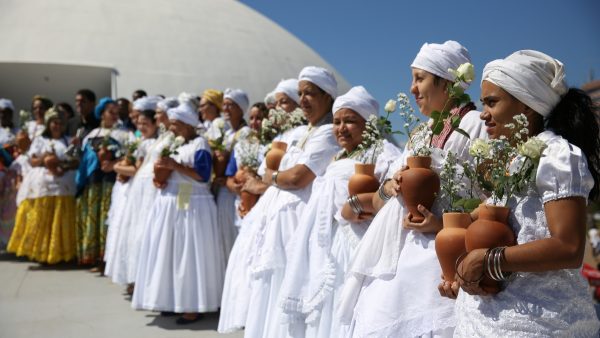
[278,141,401,338]
[454,130,600,337]
[218,126,307,334]
[339,111,487,337]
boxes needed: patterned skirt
[7,195,76,264]
[76,181,113,265]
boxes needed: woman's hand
[341,201,373,223]
[403,205,443,233]
[438,275,460,299]
[387,165,409,197]
[100,160,116,173]
[226,176,243,194]
[242,175,268,195]
[456,248,489,296]
[156,157,178,171]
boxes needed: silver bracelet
[271,171,279,187]
[487,247,510,282]
[348,195,364,215]
[378,178,393,201]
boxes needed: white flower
[469,138,491,158]
[456,63,475,83]
[174,136,186,146]
[384,99,397,113]
[213,118,225,130]
[518,137,547,160]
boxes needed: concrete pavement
[0,253,244,338]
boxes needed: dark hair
[32,95,53,110]
[56,102,75,120]
[545,88,600,200]
[250,102,269,118]
[139,109,156,123]
[133,89,147,98]
[117,97,130,104]
[76,89,96,103]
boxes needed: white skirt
[131,182,225,313]
[218,187,278,333]
[103,180,130,266]
[217,187,238,262]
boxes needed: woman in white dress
[277,86,401,338]
[132,102,225,325]
[243,66,341,338]
[104,103,159,290]
[338,41,487,337]
[440,50,600,337]
[218,78,306,334]
[214,88,251,261]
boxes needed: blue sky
[240,0,600,135]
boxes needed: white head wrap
[264,90,276,106]
[178,92,200,111]
[132,95,160,111]
[482,50,568,117]
[298,66,338,98]
[411,40,472,87]
[274,78,300,104]
[223,88,249,113]
[333,86,379,121]
[0,98,14,111]
[167,104,199,127]
[157,97,179,112]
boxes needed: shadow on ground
[145,312,221,331]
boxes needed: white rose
[518,137,547,160]
[456,63,475,83]
[214,118,225,129]
[384,99,397,113]
[174,135,186,146]
[469,138,491,158]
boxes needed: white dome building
[0,0,349,111]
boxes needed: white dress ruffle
[454,130,600,337]
[132,136,225,313]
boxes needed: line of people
[1,39,599,337]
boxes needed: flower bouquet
[153,134,185,187]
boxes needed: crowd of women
[1,39,599,337]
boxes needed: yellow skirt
[7,195,77,264]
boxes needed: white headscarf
[157,97,179,112]
[482,50,568,117]
[274,78,300,104]
[178,92,200,111]
[0,98,14,111]
[167,104,199,127]
[224,88,249,113]
[264,90,276,106]
[298,66,338,99]
[132,96,160,111]
[333,86,379,121]
[411,40,472,87]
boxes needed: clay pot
[348,163,380,195]
[213,150,229,178]
[399,156,440,223]
[44,153,60,175]
[465,204,515,293]
[153,162,173,187]
[97,146,112,163]
[15,131,31,153]
[265,141,287,171]
[235,168,259,213]
[435,213,471,282]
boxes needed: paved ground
[0,253,244,338]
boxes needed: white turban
[167,104,199,127]
[482,50,568,117]
[274,78,300,104]
[224,88,249,113]
[0,98,14,111]
[411,40,472,87]
[333,86,379,121]
[132,96,160,111]
[157,97,179,112]
[178,92,200,111]
[298,66,338,98]
[264,90,276,105]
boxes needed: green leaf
[431,123,444,135]
[431,110,441,120]
[453,127,471,139]
[463,198,482,212]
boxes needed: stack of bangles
[347,195,363,215]
[378,178,392,201]
[484,246,512,282]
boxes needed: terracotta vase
[265,141,287,171]
[213,150,229,178]
[15,131,31,154]
[465,204,515,293]
[435,213,471,282]
[235,168,259,213]
[153,162,173,187]
[348,163,379,195]
[44,153,60,175]
[97,146,112,162]
[399,156,440,223]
